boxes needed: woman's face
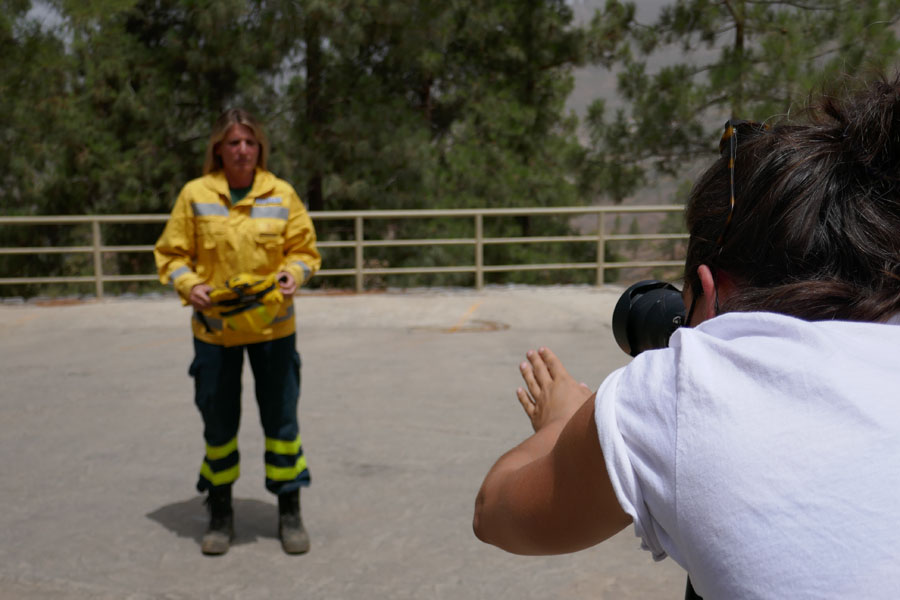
[216,124,259,186]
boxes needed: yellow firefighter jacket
[154,168,321,347]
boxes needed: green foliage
[581,0,900,202]
[1,0,596,296]
[7,0,896,296]
[268,0,588,213]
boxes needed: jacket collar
[203,168,276,201]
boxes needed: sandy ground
[0,285,688,600]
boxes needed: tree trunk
[305,16,324,212]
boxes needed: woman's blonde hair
[202,108,270,175]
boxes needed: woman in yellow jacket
[155,109,321,556]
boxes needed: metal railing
[0,206,687,297]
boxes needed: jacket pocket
[196,219,227,269]
[254,231,285,267]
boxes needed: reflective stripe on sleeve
[191,203,229,217]
[294,261,311,284]
[250,206,289,220]
[170,265,192,281]
[254,197,282,205]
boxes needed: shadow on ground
[146,496,279,548]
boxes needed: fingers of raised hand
[538,347,569,380]
[527,348,553,388]
[516,386,535,420]
[520,359,542,401]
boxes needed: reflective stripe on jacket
[154,168,321,347]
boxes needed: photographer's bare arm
[473,347,631,555]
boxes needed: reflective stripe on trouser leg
[245,334,309,494]
[190,337,244,492]
[199,436,241,488]
[265,434,310,491]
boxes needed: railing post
[92,219,104,298]
[355,216,364,293]
[475,213,484,290]
[596,211,606,287]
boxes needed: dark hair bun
[821,75,900,184]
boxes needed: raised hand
[516,347,592,432]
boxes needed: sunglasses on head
[716,119,769,249]
[684,119,769,325]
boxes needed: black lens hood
[612,280,686,357]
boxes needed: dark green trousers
[189,333,310,495]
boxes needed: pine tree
[1,0,599,293]
[581,0,900,202]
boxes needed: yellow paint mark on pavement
[446,301,483,333]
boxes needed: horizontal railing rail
[0,205,687,297]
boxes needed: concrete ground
[0,286,688,600]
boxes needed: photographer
[473,74,900,597]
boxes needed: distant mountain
[566,1,689,206]
[566,0,684,117]
[566,0,702,117]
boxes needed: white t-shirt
[595,311,900,599]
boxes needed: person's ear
[696,264,718,322]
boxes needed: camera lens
[612,280,686,357]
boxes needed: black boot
[202,485,234,555]
[278,489,310,554]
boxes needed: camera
[612,280,686,357]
